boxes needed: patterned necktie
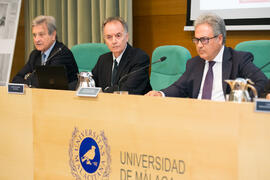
[202,61,216,99]
[111,60,118,85]
[41,53,46,65]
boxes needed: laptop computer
[35,65,69,90]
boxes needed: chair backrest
[235,40,270,78]
[150,45,191,90]
[71,43,110,72]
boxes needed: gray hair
[32,15,56,35]
[102,17,128,34]
[194,13,226,44]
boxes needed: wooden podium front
[1,86,270,180]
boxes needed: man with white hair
[12,15,78,89]
[92,17,152,94]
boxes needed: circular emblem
[79,137,100,173]
[69,128,111,179]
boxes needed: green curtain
[24,0,133,60]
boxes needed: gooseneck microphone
[247,60,270,78]
[117,56,167,91]
[25,46,63,87]
[43,46,63,65]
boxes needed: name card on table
[255,98,270,113]
[8,83,25,94]
[76,87,101,97]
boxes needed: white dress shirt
[197,46,225,101]
[112,44,127,71]
[42,41,56,65]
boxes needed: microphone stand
[25,46,63,88]
[248,61,270,78]
[117,56,167,92]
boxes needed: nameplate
[76,87,101,97]
[8,83,25,94]
[255,99,270,113]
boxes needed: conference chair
[71,43,109,72]
[150,45,191,91]
[235,40,270,78]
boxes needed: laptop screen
[35,65,69,90]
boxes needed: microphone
[24,69,36,88]
[247,60,270,78]
[25,46,63,87]
[44,46,63,65]
[117,56,167,92]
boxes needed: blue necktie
[111,60,118,85]
[202,61,216,99]
[41,53,46,65]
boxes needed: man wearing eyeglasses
[91,17,152,94]
[146,13,267,100]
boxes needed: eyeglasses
[192,35,218,45]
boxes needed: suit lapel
[35,52,42,66]
[222,47,233,95]
[45,41,59,64]
[106,53,114,85]
[114,44,132,83]
[193,58,205,98]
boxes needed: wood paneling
[133,0,270,59]
[133,0,186,16]
[0,87,33,180]
[133,14,196,58]
[2,86,270,179]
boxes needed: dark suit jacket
[12,41,78,88]
[162,46,268,98]
[92,43,152,95]
[263,79,270,97]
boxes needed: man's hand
[24,72,32,80]
[145,91,162,97]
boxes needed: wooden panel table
[0,86,269,180]
[0,87,33,180]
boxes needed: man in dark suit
[91,17,151,95]
[12,15,78,88]
[146,13,268,101]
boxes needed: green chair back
[235,40,270,78]
[150,45,191,90]
[71,43,110,72]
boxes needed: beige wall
[133,0,270,58]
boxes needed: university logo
[69,127,111,179]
